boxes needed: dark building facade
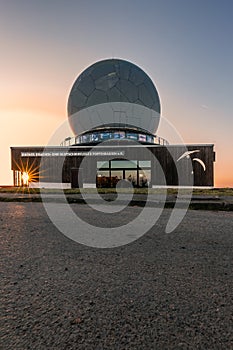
[11,143,214,188]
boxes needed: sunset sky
[0,0,232,187]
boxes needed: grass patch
[0,186,233,196]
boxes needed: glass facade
[110,160,137,169]
[96,160,151,188]
[75,129,168,146]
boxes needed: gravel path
[1,203,233,349]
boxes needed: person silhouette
[127,174,132,182]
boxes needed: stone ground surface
[0,202,233,349]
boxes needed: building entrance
[96,160,151,188]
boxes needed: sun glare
[22,172,29,186]
[13,157,46,191]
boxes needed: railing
[154,136,169,146]
[60,133,169,147]
[60,137,76,147]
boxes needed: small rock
[70,317,82,325]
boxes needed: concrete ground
[1,202,233,349]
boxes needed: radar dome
[67,59,161,136]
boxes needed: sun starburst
[13,157,46,193]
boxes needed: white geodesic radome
[67,58,161,136]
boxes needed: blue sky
[0,0,233,185]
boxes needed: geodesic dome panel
[67,59,161,136]
[68,59,161,116]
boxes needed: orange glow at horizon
[214,166,233,188]
[0,57,232,188]
[0,1,232,189]
[0,109,67,186]
[0,106,232,188]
